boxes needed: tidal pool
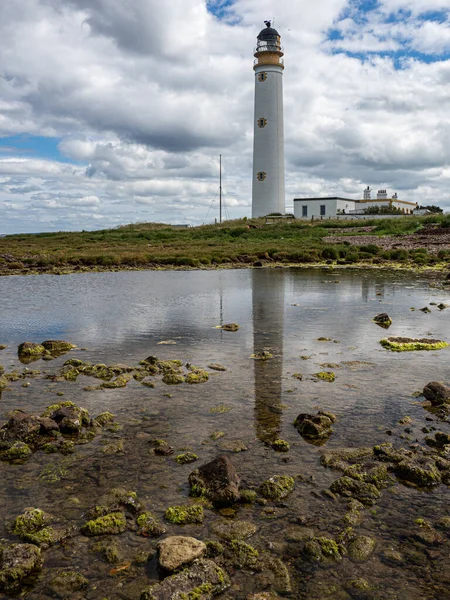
[0,267,449,599]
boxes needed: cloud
[0,0,449,233]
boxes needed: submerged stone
[304,537,342,562]
[17,342,46,358]
[330,476,381,505]
[208,363,227,371]
[136,511,166,537]
[294,411,336,442]
[221,323,240,332]
[211,520,257,541]
[189,455,241,506]
[158,536,206,572]
[48,570,88,594]
[81,512,127,536]
[423,381,450,406]
[347,535,376,562]
[0,543,42,593]
[258,475,294,500]
[227,539,259,569]
[380,337,449,352]
[175,452,199,465]
[140,558,230,600]
[42,340,75,353]
[186,369,209,384]
[87,487,145,518]
[164,505,204,525]
[392,457,441,487]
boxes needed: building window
[257,118,267,128]
[257,72,267,82]
[302,205,307,217]
[256,171,266,182]
[320,205,326,216]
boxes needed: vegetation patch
[380,337,449,352]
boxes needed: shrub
[321,247,339,260]
[359,244,379,255]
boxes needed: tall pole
[219,154,222,224]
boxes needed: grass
[0,215,449,274]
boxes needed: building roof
[257,23,280,40]
[293,197,354,202]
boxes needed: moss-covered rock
[17,342,46,358]
[240,490,258,504]
[188,455,241,506]
[304,537,342,562]
[271,439,290,452]
[42,340,75,353]
[93,412,115,427]
[313,371,336,382]
[48,570,88,594]
[12,508,51,537]
[321,447,374,470]
[81,512,127,536]
[347,535,376,562]
[227,539,259,568]
[393,457,441,487]
[211,520,257,541]
[330,476,381,505]
[162,373,185,385]
[186,369,209,384]
[380,337,449,352]
[221,323,240,332]
[0,441,32,461]
[165,505,204,525]
[294,411,336,442]
[140,559,230,599]
[101,373,132,388]
[258,475,294,500]
[175,452,199,465]
[87,488,145,519]
[136,511,166,537]
[0,543,42,593]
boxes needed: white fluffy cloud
[0,0,449,233]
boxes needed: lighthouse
[252,21,285,218]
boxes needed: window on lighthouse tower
[257,118,267,128]
[257,72,267,82]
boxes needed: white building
[252,21,285,218]
[294,190,418,220]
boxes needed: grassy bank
[1,214,450,275]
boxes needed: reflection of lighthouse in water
[252,269,285,442]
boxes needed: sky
[0,0,450,233]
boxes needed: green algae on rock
[42,340,75,353]
[380,337,449,352]
[81,512,127,536]
[294,411,336,443]
[313,371,336,382]
[330,476,381,506]
[0,543,43,593]
[136,511,166,537]
[17,342,46,358]
[250,351,273,360]
[165,505,204,525]
[186,369,209,384]
[303,537,342,562]
[220,323,240,331]
[48,570,88,594]
[227,539,259,569]
[162,373,185,385]
[175,452,199,465]
[211,520,257,541]
[347,535,376,562]
[271,439,290,452]
[0,441,32,461]
[259,475,294,500]
[140,558,230,599]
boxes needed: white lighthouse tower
[252,21,285,218]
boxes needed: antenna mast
[219,154,222,224]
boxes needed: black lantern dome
[257,21,280,41]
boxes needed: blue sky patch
[0,134,75,163]
[206,0,234,19]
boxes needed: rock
[393,457,441,487]
[186,369,209,384]
[320,447,374,469]
[380,337,448,352]
[189,455,241,506]
[0,543,43,593]
[81,512,127,536]
[10,508,67,548]
[41,340,75,354]
[136,511,166,537]
[373,313,392,326]
[271,439,290,452]
[151,440,174,456]
[208,363,227,371]
[330,476,380,505]
[312,371,335,382]
[0,411,42,447]
[294,411,336,442]
[175,452,199,465]
[303,537,342,562]
[211,520,257,541]
[164,505,204,525]
[423,381,450,406]
[347,535,376,562]
[87,488,145,518]
[226,539,259,568]
[48,570,89,594]
[140,559,230,599]
[258,475,294,500]
[17,342,46,359]
[49,405,89,434]
[158,536,206,572]
[0,441,33,461]
[221,323,240,331]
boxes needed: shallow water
[0,267,449,599]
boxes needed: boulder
[17,342,46,359]
[373,313,392,328]
[41,340,75,354]
[158,536,206,572]
[423,381,450,406]
[140,559,230,600]
[0,543,43,593]
[348,535,376,562]
[189,455,241,506]
[294,411,336,442]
